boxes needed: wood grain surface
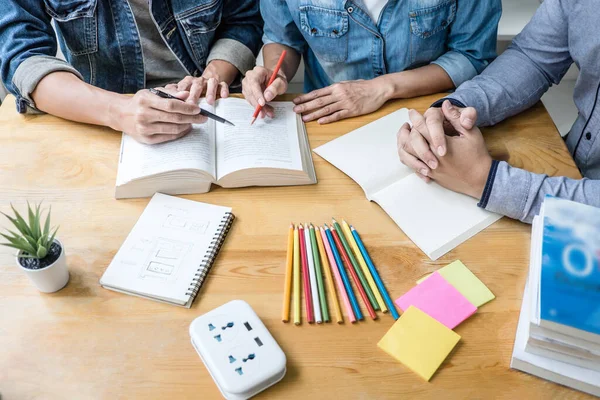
[0,94,588,399]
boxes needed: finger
[176,76,194,92]
[187,78,206,105]
[205,78,218,105]
[415,171,432,183]
[151,109,208,124]
[247,75,267,107]
[398,145,431,177]
[147,93,201,115]
[293,95,336,114]
[262,105,275,118]
[410,128,439,170]
[318,110,349,124]
[460,106,477,130]
[442,100,468,135]
[293,87,332,105]
[143,129,192,145]
[163,84,179,93]
[424,107,448,157]
[302,102,343,122]
[264,76,287,102]
[143,122,192,135]
[219,82,229,99]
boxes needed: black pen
[148,88,235,126]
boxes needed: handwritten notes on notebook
[378,306,461,381]
[395,272,477,329]
[417,260,495,307]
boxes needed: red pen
[250,50,287,125]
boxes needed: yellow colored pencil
[282,223,294,322]
[315,226,343,324]
[293,224,301,325]
[342,220,387,312]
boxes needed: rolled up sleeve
[207,38,256,75]
[431,51,478,87]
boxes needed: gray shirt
[447,0,600,223]
[127,0,187,87]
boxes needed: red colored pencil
[331,228,377,320]
[298,224,314,323]
[250,50,287,125]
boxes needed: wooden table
[0,94,587,399]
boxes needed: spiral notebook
[100,193,234,307]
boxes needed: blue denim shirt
[443,0,600,223]
[261,0,501,92]
[0,0,263,113]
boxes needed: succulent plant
[1,203,59,259]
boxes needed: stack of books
[511,196,600,396]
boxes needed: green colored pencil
[332,218,379,311]
[310,224,330,322]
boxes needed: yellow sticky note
[416,260,495,307]
[377,306,460,381]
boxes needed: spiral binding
[185,212,235,298]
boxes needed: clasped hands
[397,100,493,199]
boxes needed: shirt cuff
[206,38,255,76]
[430,98,466,109]
[431,51,478,88]
[478,161,532,221]
[12,55,83,114]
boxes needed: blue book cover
[540,196,600,337]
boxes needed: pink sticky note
[395,272,477,329]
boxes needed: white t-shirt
[362,0,388,24]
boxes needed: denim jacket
[0,0,263,113]
[262,0,501,92]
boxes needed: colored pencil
[351,225,400,320]
[250,50,287,125]
[310,224,329,322]
[342,220,387,313]
[298,224,314,323]
[316,226,345,324]
[332,218,379,312]
[293,225,301,325]
[304,223,322,323]
[330,226,377,320]
[282,223,294,322]
[324,224,363,321]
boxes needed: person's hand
[242,65,288,118]
[168,72,229,108]
[408,100,477,160]
[110,88,208,145]
[398,103,492,199]
[292,79,391,124]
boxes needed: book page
[214,98,302,179]
[117,105,216,184]
[370,174,501,260]
[313,109,412,198]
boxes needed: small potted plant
[1,203,68,292]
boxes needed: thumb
[442,100,469,136]
[264,77,288,102]
[172,90,190,101]
[460,107,477,130]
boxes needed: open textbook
[313,109,501,260]
[115,98,316,199]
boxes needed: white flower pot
[17,239,69,293]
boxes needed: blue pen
[351,226,400,320]
[325,224,363,321]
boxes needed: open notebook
[115,98,316,199]
[100,193,234,307]
[313,109,501,260]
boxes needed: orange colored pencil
[250,50,287,125]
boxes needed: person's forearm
[262,43,301,81]
[203,60,239,84]
[379,64,454,101]
[480,161,600,223]
[31,71,127,130]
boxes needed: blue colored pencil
[351,225,399,320]
[324,224,363,321]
